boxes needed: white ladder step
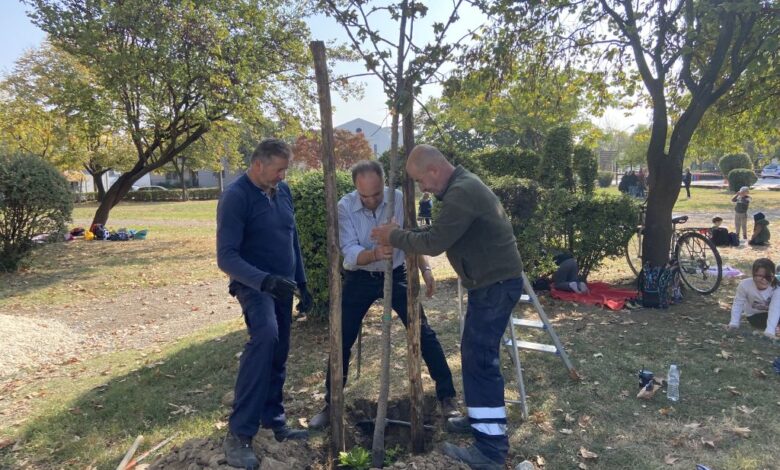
[511,318,546,329]
[504,339,559,354]
[518,294,531,303]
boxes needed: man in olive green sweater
[372,144,523,469]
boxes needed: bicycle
[626,203,723,295]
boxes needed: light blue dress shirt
[338,187,406,271]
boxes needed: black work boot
[441,442,503,470]
[308,406,330,430]
[440,397,462,418]
[223,431,259,469]
[445,416,471,434]
[272,424,309,442]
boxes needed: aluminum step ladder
[457,271,579,420]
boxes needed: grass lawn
[599,185,780,217]
[2,200,780,469]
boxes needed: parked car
[760,163,780,178]
[135,185,169,191]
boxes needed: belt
[346,265,406,279]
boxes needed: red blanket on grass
[550,282,638,311]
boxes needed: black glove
[260,275,296,300]
[296,283,313,314]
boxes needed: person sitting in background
[552,252,588,294]
[749,212,771,246]
[709,216,731,247]
[727,258,780,339]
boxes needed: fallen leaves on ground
[577,415,592,428]
[718,350,733,359]
[0,438,15,450]
[701,438,716,449]
[559,428,573,435]
[752,369,768,379]
[730,426,751,438]
[736,405,756,415]
[578,447,598,460]
[664,454,679,465]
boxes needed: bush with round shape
[718,153,752,178]
[597,171,613,188]
[727,168,758,192]
[0,154,73,271]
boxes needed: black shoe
[308,406,330,430]
[441,442,503,470]
[223,432,259,469]
[440,397,462,419]
[272,425,309,442]
[445,416,471,434]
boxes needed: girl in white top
[727,258,780,339]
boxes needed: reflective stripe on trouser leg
[462,277,523,464]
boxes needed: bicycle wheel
[675,231,722,294]
[625,230,642,276]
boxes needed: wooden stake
[116,435,143,470]
[310,40,345,461]
[402,85,424,453]
[122,432,178,470]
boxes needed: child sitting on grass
[709,216,731,246]
[748,212,770,246]
[727,258,780,339]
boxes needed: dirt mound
[149,430,323,470]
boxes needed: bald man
[372,144,523,469]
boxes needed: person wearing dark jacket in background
[683,169,692,199]
[216,138,313,469]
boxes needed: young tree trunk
[401,86,424,454]
[91,170,139,225]
[310,40,346,461]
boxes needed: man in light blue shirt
[309,160,458,429]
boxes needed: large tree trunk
[88,169,108,203]
[642,150,681,268]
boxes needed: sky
[1,1,647,132]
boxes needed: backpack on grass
[638,265,674,308]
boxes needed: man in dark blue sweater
[216,138,313,469]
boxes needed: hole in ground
[346,395,441,451]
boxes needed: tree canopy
[25,0,317,224]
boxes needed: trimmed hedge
[718,153,752,177]
[476,148,539,180]
[727,168,758,192]
[538,125,574,190]
[597,171,613,188]
[73,187,224,203]
[1,154,73,271]
[287,170,354,317]
[573,145,598,194]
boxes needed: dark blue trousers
[463,277,523,464]
[324,265,456,402]
[229,284,292,438]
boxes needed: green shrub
[597,171,613,188]
[727,168,758,192]
[573,146,598,194]
[538,125,574,190]
[338,446,371,470]
[718,153,752,177]
[378,147,407,188]
[0,154,73,271]
[488,176,551,278]
[475,147,539,179]
[287,170,354,317]
[539,189,638,279]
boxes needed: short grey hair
[350,160,384,184]
[251,138,292,164]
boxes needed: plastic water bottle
[667,364,680,402]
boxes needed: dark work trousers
[684,184,691,198]
[462,277,523,464]
[324,265,456,402]
[229,284,293,438]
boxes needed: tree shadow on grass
[3,328,248,469]
[0,239,208,302]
